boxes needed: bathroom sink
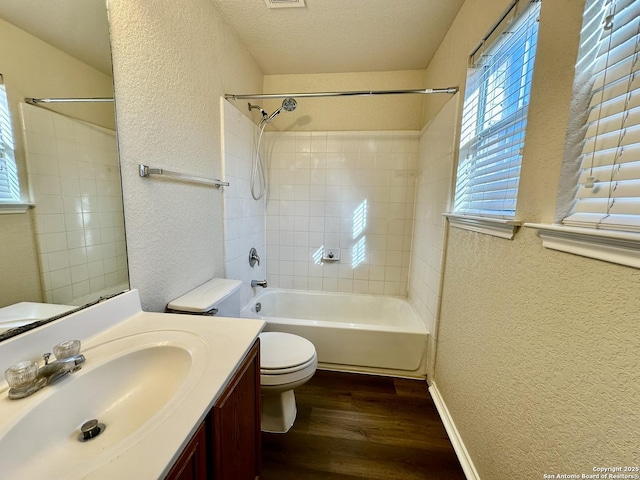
[0,330,208,479]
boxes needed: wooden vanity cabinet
[210,339,261,479]
[165,423,208,480]
[165,339,261,480]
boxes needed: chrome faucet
[249,248,261,268]
[5,340,85,400]
[251,279,268,288]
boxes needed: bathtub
[241,289,429,378]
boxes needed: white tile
[52,286,73,304]
[307,277,323,292]
[295,132,311,153]
[322,277,337,292]
[279,275,294,289]
[68,247,87,266]
[41,214,66,234]
[70,264,89,283]
[45,232,67,252]
[337,279,353,293]
[30,174,61,195]
[293,276,308,290]
[90,276,106,293]
[50,268,72,289]
[88,260,104,278]
[86,244,103,262]
[33,195,63,215]
[369,280,385,295]
[72,281,91,301]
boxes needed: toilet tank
[166,278,243,317]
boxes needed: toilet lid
[167,278,242,313]
[259,332,316,370]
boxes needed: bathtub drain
[255,302,262,313]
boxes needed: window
[561,0,640,233]
[453,0,540,219]
[526,0,640,269]
[0,75,21,205]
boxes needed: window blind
[563,0,640,232]
[0,75,20,203]
[454,0,540,218]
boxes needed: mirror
[0,0,129,340]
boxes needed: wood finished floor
[261,370,466,480]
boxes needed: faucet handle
[249,248,261,267]
[5,360,39,388]
[53,340,81,359]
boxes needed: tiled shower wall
[407,96,458,375]
[21,103,128,305]
[264,130,419,296]
[221,100,266,308]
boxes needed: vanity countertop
[0,290,265,479]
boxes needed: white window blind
[454,0,540,218]
[562,0,640,232]
[0,75,20,204]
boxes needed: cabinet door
[165,422,207,480]
[211,339,261,480]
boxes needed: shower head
[264,97,298,123]
[282,97,297,112]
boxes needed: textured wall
[438,228,640,477]
[0,16,115,307]
[430,0,640,478]
[107,0,263,311]
[262,71,427,131]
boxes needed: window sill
[525,223,640,269]
[444,214,521,240]
[0,203,34,214]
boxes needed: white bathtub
[241,289,429,378]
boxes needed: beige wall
[262,70,426,131]
[107,0,263,311]
[428,0,640,478]
[0,16,115,307]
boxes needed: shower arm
[225,87,458,101]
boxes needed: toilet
[166,278,317,433]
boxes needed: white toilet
[166,278,317,433]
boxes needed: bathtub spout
[251,279,268,288]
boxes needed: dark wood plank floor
[261,370,466,480]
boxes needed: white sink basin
[0,330,208,479]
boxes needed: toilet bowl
[259,331,317,433]
[167,278,317,433]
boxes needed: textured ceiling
[212,0,465,75]
[0,0,112,75]
[0,0,465,78]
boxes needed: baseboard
[429,381,481,480]
[317,362,427,380]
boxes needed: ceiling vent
[263,0,306,8]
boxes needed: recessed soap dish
[322,249,340,262]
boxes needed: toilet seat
[260,355,317,387]
[259,332,317,388]
[261,354,317,375]
[259,332,316,370]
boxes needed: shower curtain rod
[224,87,458,101]
[25,97,114,104]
